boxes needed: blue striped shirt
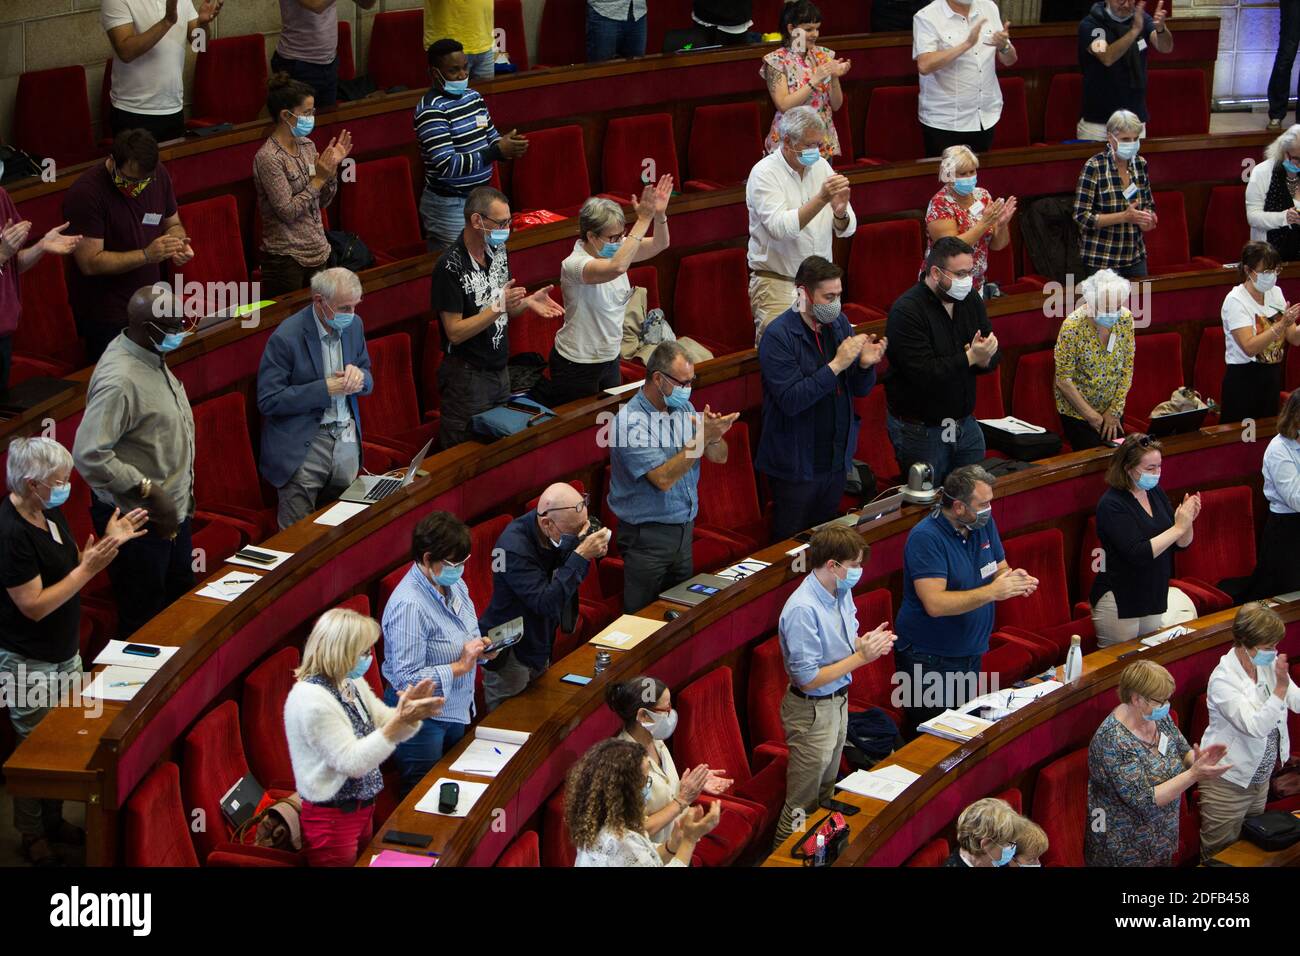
[380,563,481,724]
[413,87,500,195]
[779,572,860,696]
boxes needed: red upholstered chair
[848,588,900,716]
[12,253,85,376]
[191,392,278,544]
[986,242,1045,295]
[817,0,872,34]
[14,66,97,167]
[1031,747,1088,866]
[495,830,540,866]
[992,76,1031,149]
[367,11,427,90]
[241,647,301,792]
[905,837,950,866]
[995,528,1097,659]
[176,195,249,303]
[1145,191,1222,276]
[337,20,356,81]
[466,514,514,618]
[627,264,661,312]
[1193,325,1225,425]
[1043,73,1083,143]
[1171,486,1255,613]
[646,0,692,55]
[672,247,754,355]
[602,113,681,198]
[831,101,862,170]
[1188,691,1209,746]
[537,0,587,67]
[1202,185,1249,266]
[1288,343,1300,393]
[359,333,441,459]
[847,219,924,314]
[189,35,269,128]
[1075,515,1101,613]
[861,86,925,164]
[1146,69,1209,138]
[697,421,767,558]
[673,666,790,846]
[982,637,1035,686]
[747,636,788,747]
[975,365,1006,420]
[495,0,530,71]
[1122,332,1184,433]
[420,318,445,419]
[510,125,592,217]
[340,157,426,262]
[686,102,764,190]
[751,0,785,32]
[124,762,200,867]
[332,594,384,699]
[994,786,1023,814]
[542,788,576,866]
[853,387,903,485]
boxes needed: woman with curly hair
[566,738,720,866]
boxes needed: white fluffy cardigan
[284,678,419,803]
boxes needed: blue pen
[494,747,502,755]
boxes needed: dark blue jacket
[478,510,591,670]
[255,304,373,488]
[755,307,875,481]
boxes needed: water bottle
[593,650,612,676]
[1063,634,1084,684]
[813,833,826,867]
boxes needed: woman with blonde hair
[944,797,1022,867]
[284,607,443,866]
[1012,817,1049,867]
[567,738,720,866]
[1086,660,1230,866]
[923,145,1016,295]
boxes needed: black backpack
[845,707,903,768]
[1241,810,1300,852]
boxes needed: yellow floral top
[1053,306,1136,420]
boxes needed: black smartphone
[234,548,278,565]
[820,798,860,816]
[560,673,592,686]
[438,782,460,814]
[122,643,161,658]
[505,401,539,414]
[384,829,432,848]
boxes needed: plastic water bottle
[593,650,612,676]
[813,833,826,867]
[1063,634,1084,684]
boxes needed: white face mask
[942,269,973,301]
[639,708,679,740]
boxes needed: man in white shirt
[103,0,224,143]
[745,106,856,347]
[913,0,1016,158]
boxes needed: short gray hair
[938,145,978,184]
[578,197,626,242]
[310,267,363,305]
[7,436,73,496]
[1078,268,1131,314]
[941,464,995,508]
[778,105,826,145]
[1106,109,1143,138]
[646,341,690,380]
[1265,124,1300,165]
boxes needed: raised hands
[991,568,1038,601]
[196,0,224,26]
[965,16,988,49]
[0,218,32,260]
[634,174,674,221]
[856,623,897,664]
[144,234,187,264]
[818,173,850,205]
[984,20,1012,49]
[1188,742,1231,783]
[78,534,121,578]
[969,329,999,365]
[1150,1,1167,33]
[104,506,150,546]
[521,284,565,318]
[389,679,446,732]
[317,129,353,177]
[39,221,82,256]
[497,128,529,159]
[858,333,887,368]
[1173,492,1201,530]
[995,196,1017,229]
[700,404,739,445]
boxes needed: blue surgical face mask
[961,505,992,531]
[1144,701,1171,722]
[1285,159,1300,175]
[661,378,691,410]
[1114,139,1140,161]
[1105,3,1134,22]
[1094,311,1121,329]
[149,321,188,353]
[1252,648,1278,668]
[439,71,469,96]
[432,561,465,587]
[40,481,71,509]
[290,113,315,137]
[993,843,1017,866]
[837,565,863,592]
[798,146,820,167]
[952,175,977,196]
[326,307,356,332]
[347,653,372,682]
[599,241,621,259]
[1136,471,1160,491]
[1253,271,1278,294]
[487,228,510,250]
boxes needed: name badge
[476,115,489,128]
[142,212,162,226]
[969,201,985,219]
[1157,732,1169,755]
[1107,330,1118,353]
[979,560,997,579]
[1136,38,1147,52]
[49,521,63,545]
[341,420,357,444]
[1122,182,1139,202]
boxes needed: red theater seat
[817,0,872,35]
[602,113,681,198]
[747,636,788,747]
[340,157,426,262]
[986,242,1045,295]
[646,0,692,55]
[672,247,753,354]
[853,387,903,485]
[1146,70,1209,138]
[1122,332,1184,433]
[996,528,1096,658]
[1193,326,1225,424]
[686,102,764,190]
[992,76,1031,149]
[850,588,904,724]
[496,830,539,866]
[862,86,925,164]
[1043,73,1082,143]
[176,195,249,301]
[15,66,97,167]
[124,762,200,867]
[359,333,441,459]
[511,125,592,217]
[13,253,85,375]
[1076,515,1101,611]
[1145,191,1222,276]
[1202,185,1248,266]
[367,11,427,90]
[191,392,278,544]
[495,0,530,71]
[537,0,587,67]
[847,219,924,315]
[906,837,950,866]
[697,421,767,558]
[241,647,301,792]
[190,35,269,128]
[831,101,862,169]
[1171,486,1254,612]
[337,20,356,81]
[1031,747,1088,866]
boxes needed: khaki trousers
[1091,587,1196,648]
[749,273,797,347]
[773,688,848,849]
[1197,775,1269,860]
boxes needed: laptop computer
[1145,406,1210,438]
[338,435,435,504]
[660,573,734,607]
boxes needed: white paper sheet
[603,380,643,396]
[92,640,179,671]
[224,547,294,571]
[314,501,370,526]
[978,415,1047,435]
[414,778,490,817]
[446,726,530,776]
[81,665,156,702]
[835,765,922,802]
[1141,625,1191,647]
[715,559,771,582]
[195,570,262,602]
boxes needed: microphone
[901,461,938,505]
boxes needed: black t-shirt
[430,235,513,372]
[1090,485,1185,618]
[0,498,80,662]
[1078,2,1155,124]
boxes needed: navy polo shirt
[895,510,1005,657]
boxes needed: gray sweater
[73,332,195,520]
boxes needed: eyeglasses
[659,370,698,389]
[540,493,590,517]
[942,267,974,280]
[480,214,511,229]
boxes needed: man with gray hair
[893,464,1038,725]
[746,105,856,346]
[1077,0,1171,141]
[74,283,196,637]
[607,341,737,611]
[257,266,373,529]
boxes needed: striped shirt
[414,87,501,196]
[380,563,482,725]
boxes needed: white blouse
[574,827,686,867]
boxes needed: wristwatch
[999,41,1012,54]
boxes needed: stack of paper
[82,664,157,702]
[369,849,436,867]
[715,559,771,582]
[414,777,490,817]
[1140,625,1192,647]
[195,570,262,602]
[225,547,294,571]
[835,764,921,802]
[314,501,369,526]
[917,709,995,743]
[448,726,530,777]
[959,680,1063,720]
[92,640,178,671]
[978,415,1047,435]
[588,614,664,651]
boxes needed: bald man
[73,283,196,636]
[478,482,611,710]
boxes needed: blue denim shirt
[755,307,875,482]
[607,388,700,526]
[779,572,860,695]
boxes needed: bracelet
[655,217,668,225]
[999,42,1012,54]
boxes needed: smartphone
[484,617,524,654]
[560,673,592,686]
[122,643,161,658]
[687,583,720,595]
[820,798,860,816]
[233,548,278,565]
[438,782,460,814]
[384,829,432,848]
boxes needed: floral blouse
[762,45,841,159]
[923,185,995,288]
[1086,712,1190,867]
[1053,306,1136,420]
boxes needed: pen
[494,747,502,755]
[109,680,147,687]
[229,577,257,584]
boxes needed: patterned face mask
[112,166,152,198]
